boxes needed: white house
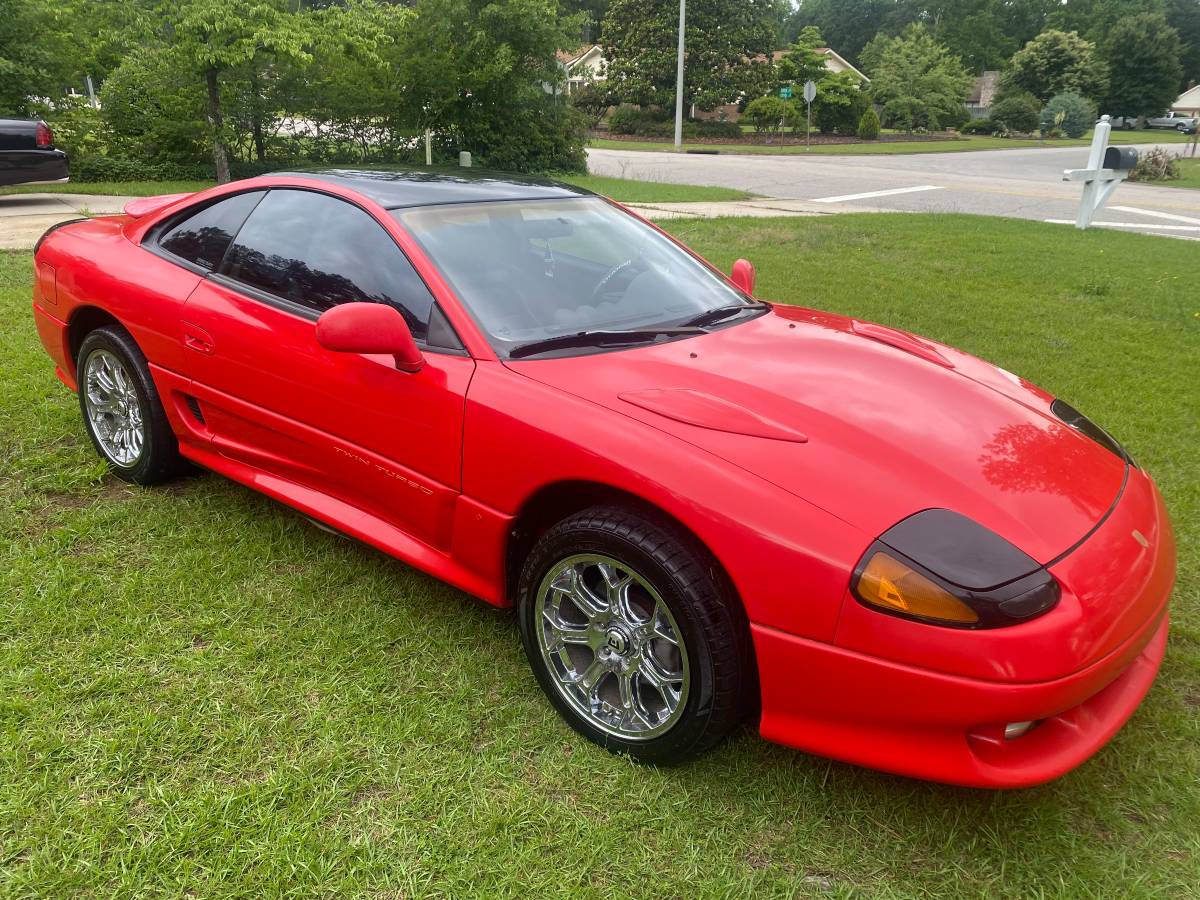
[792,47,869,84]
[1173,85,1200,116]
[557,44,606,96]
[556,44,867,105]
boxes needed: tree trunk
[249,66,266,164]
[205,67,231,184]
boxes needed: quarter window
[222,189,435,340]
[157,191,265,271]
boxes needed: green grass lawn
[0,180,216,198]
[0,174,751,204]
[2,214,1198,896]
[1171,156,1200,189]
[591,128,1193,156]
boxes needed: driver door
[178,188,474,546]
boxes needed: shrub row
[72,156,279,183]
[607,106,742,139]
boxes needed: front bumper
[753,607,1167,788]
[753,465,1175,788]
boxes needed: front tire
[77,326,185,485]
[517,505,753,764]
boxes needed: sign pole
[803,80,817,153]
[673,0,686,150]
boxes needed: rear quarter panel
[36,216,201,378]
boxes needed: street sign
[803,80,817,104]
[779,85,792,99]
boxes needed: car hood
[505,305,1127,563]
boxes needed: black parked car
[0,118,69,186]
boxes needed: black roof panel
[271,168,594,209]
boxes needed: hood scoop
[851,321,954,369]
[619,389,808,443]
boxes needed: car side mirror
[731,258,756,296]
[316,302,424,373]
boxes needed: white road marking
[1108,205,1200,226]
[1044,219,1200,232]
[809,185,944,203]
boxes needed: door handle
[182,321,215,355]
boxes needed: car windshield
[391,197,755,356]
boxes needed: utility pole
[673,0,686,150]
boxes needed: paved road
[588,143,1200,237]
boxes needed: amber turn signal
[855,551,979,625]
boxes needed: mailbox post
[1063,116,1139,229]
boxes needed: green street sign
[779,86,792,99]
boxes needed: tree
[777,26,829,88]
[1167,0,1200,89]
[1102,13,1184,118]
[602,0,778,111]
[396,0,587,172]
[926,0,1017,71]
[812,71,870,134]
[867,25,974,132]
[0,0,69,115]
[275,1,411,164]
[784,0,918,64]
[1004,30,1108,104]
[166,0,313,182]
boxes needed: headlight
[850,509,1060,629]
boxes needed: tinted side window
[158,191,265,271]
[222,189,435,340]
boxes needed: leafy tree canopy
[1003,29,1108,104]
[602,0,778,111]
[867,23,974,131]
[1102,12,1184,117]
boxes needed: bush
[570,83,612,128]
[960,119,996,134]
[815,88,869,136]
[1040,92,1095,139]
[743,96,796,135]
[470,102,588,173]
[1129,147,1181,182]
[71,156,280,183]
[608,105,668,135]
[692,119,742,139]
[989,95,1040,133]
[857,107,881,140]
[607,106,740,139]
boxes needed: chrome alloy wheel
[535,554,690,740]
[82,349,144,467]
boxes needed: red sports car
[31,170,1175,787]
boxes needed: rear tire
[77,326,186,485]
[517,504,753,764]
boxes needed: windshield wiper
[680,301,768,329]
[508,327,706,359]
